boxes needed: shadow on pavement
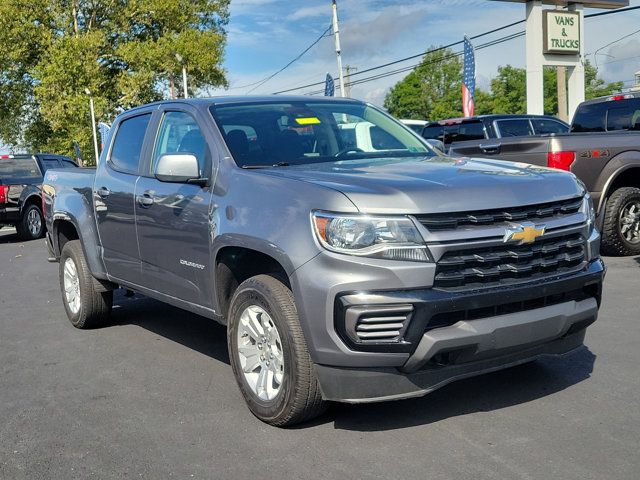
[106,289,596,432]
[0,228,20,244]
[110,290,229,365]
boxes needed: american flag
[462,36,476,117]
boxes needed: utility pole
[85,89,100,165]
[332,0,346,97]
[345,65,357,97]
[557,66,568,122]
[175,53,188,98]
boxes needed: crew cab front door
[134,108,214,307]
[95,112,152,285]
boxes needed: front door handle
[136,192,155,207]
[479,143,501,154]
[97,187,110,198]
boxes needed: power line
[272,4,639,96]
[303,31,527,95]
[226,25,332,92]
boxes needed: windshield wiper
[241,162,290,169]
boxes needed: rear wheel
[16,204,44,240]
[601,187,640,256]
[59,240,113,328]
[227,274,326,427]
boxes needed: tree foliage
[0,0,229,164]
[384,47,624,121]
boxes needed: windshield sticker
[295,117,321,125]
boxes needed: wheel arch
[51,214,108,280]
[213,236,296,322]
[595,152,640,212]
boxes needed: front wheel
[227,275,326,427]
[59,240,113,329]
[601,187,640,256]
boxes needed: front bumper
[292,254,604,402]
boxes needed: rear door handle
[479,143,501,154]
[136,191,155,207]
[97,187,110,198]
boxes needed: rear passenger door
[135,107,215,307]
[95,112,153,285]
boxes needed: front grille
[427,285,597,332]
[415,197,582,231]
[434,233,586,289]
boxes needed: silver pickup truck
[450,94,640,256]
[43,96,604,426]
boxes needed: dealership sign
[543,10,580,54]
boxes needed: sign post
[496,0,628,118]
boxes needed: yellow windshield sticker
[295,117,321,125]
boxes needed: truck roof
[124,95,364,115]
[577,91,640,106]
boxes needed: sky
[208,0,640,106]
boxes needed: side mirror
[425,139,445,153]
[155,153,203,184]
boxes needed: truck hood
[256,156,584,214]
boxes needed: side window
[422,125,444,141]
[496,119,533,137]
[61,160,78,168]
[110,113,152,174]
[41,159,61,172]
[456,122,486,141]
[153,111,209,175]
[571,104,606,132]
[532,119,569,135]
[607,102,640,131]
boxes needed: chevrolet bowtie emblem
[503,223,546,244]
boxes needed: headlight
[312,212,431,262]
[583,193,596,232]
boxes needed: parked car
[43,96,603,426]
[422,114,569,149]
[0,153,76,240]
[400,119,428,134]
[449,97,640,256]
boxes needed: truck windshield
[209,101,432,168]
[0,157,41,179]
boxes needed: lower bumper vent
[344,305,413,344]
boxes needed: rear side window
[61,160,77,168]
[496,119,533,137]
[110,113,152,174]
[531,119,568,134]
[571,104,606,132]
[41,159,61,172]
[0,158,41,179]
[607,102,640,131]
[422,125,444,141]
[456,122,485,141]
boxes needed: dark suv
[422,114,569,148]
[0,153,77,240]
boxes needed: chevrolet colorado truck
[1,153,76,239]
[43,97,604,426]
[449,94,640,256]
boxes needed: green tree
[0,0,229,164]
[385,47,487,120]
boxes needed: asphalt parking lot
[0,227,639,480]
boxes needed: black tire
[59,240,113,329]
[601,187,640,256]
[16,204,45,240]
[227,274,326,427]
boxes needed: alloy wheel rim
[27,209,41,236]
[619,200,640,244]
[236,305,285,401]
[63,258,81,314]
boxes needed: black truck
[0,154,77,240]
